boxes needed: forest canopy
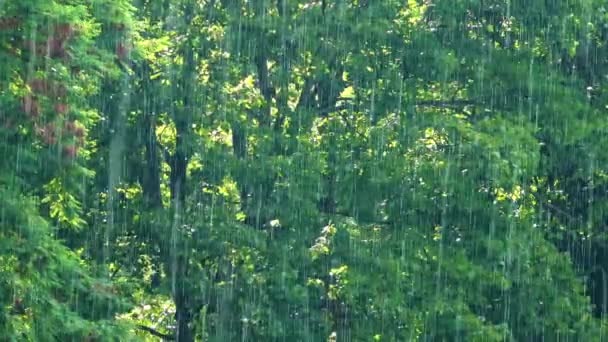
[1,0,608,341]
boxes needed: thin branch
[318,103,351,117]
[277,0,288,17]
[162,147,173,165]
[254,52,277,126]
[546,202,579,223]
[157,123,169,142]
[109,265,121,279]
[531,192,583,226]
[295,76,316,112]
[137,325,175,340]
[315,64,345,117]
[415,99,478,108]
[254,53,276,105]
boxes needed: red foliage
[64,120,86,139]
[23,37,68,59]
[22,95,40,118]
[37,123,57,145]
[116,41,130,61]
[28,79,67,100]
[54,103,69,115]
[35,42,48,56]
[20,22,78,59]
[62,144,78,159]
[29,79,49,93]
[46,23,77,60]
[64,120,76,132]
[54,23,74,41]
[111,22,126,31]
[47,37,67,59]
[73,125,85,138]
[0,17,20,30]
[51,84,68,99]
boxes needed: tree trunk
[175,286,194,342]
[169,3,196,339]
[142,110,162,207]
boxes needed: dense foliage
[1,0,608,341]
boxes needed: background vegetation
[1,0,608,340]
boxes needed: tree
[2,0,608,341]
[0,0,136,340]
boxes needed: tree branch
[277,0,288,17]
[546,202,580,223]
[254,52,277,126]
[295,76,316,112]
[137,325,175,340]
[318,103,351,117]
[415,99,478,108]
[254,53,276,105]
[109,265,121,279]
[162,147,174,166]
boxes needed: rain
[0,0,607,341]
